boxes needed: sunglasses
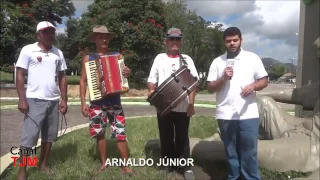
[167,37,182,41]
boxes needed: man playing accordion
[79,25,134,176]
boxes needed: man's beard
[226,44,241,59]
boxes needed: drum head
[147,66,199,116]
[147,66,187,102]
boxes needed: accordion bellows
[85,54,129,102]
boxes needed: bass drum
[147,65,199,117]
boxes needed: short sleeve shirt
[207,49,268,120]
[15,42,67,100]
[147,53,200,112]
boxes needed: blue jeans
[218,118,261,180]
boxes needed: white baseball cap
[36,21,56,32]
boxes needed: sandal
[94,165,109,175]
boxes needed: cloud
[56,26,66,34]
[253,1,300,45]
[59,0,299,63]
[186,0,300,63]
[71,0,94,15]
[241,32,298,64]
[187,0,256,17]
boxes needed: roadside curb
[0,101,295,115]
[0,106,296,176]
[0,102,217,110]
[0,97,147,100]
[0,115,156,177]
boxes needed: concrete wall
[295,0,320,117]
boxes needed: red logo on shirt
[171,64,177,73]
[37,56,42,62]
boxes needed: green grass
[2,116,309,180]
[197,90,210,94]
[3,116,217,180]
[0,101,17,106]
[66,76,80,85]
[0,99,216,106]
[0,71,80,85]
[120,98,216,105]
[0,71,13,83]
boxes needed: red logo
[10,146,38,167]
[11,156,38,167]
[37,56,42,62]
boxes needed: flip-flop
[94,167,109,175]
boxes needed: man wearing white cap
[15,21,68,179]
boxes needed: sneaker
[183,170,195,180]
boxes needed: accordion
[85,54,129,102]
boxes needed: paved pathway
[0,84,297,179]
[0,105,215,157]
[196,83,296,111]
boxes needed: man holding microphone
[206,27,268,180]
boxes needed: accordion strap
[89,52,100,60]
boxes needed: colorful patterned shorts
[88,104,126,141]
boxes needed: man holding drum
[207,27,268,180]
[147,28,199,180]
[79,25,134,176]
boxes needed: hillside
[261,58,281,67]
[261,57,297,73]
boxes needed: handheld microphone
[226,59,235,80]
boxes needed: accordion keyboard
[85,61,102,101]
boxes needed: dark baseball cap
[166,28,183,38]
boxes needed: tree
[164,0,189,33]
[163,0,225,89]
[268,64,286,80]
[57,18,82,74]
[67,0,167,88]
[0,0,75,66]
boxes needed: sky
[56,0,300,64]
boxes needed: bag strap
[179,54,188,68]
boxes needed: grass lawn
[0,71,13,83]
[0,71,80,84]
[197,90,210,94]
[120,99,216,105]
[3,116,309,180]
[0,99,216,106]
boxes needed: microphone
[226,59,235,80]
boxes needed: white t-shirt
[207,49,268,120]
[147,53,199,112]
[15,42,67,100]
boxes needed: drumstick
[26,113,40,130]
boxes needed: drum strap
[179,54,188,67]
